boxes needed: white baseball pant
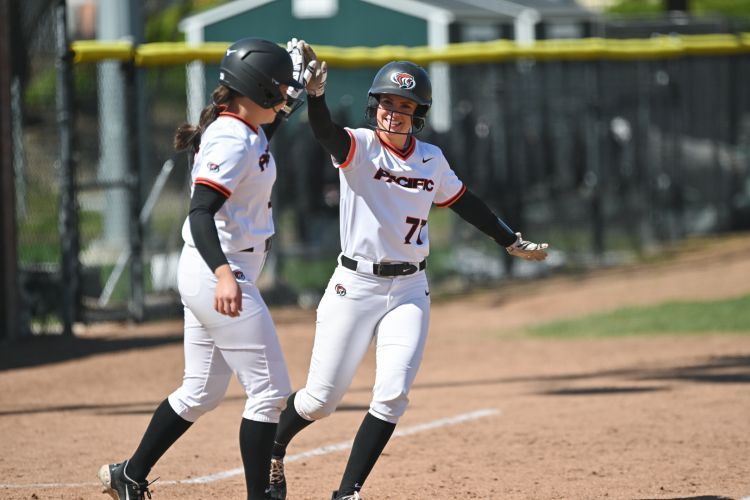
[168,244,291,423]
[295,262,430,424]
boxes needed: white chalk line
[0,408,500,489]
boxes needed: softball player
[267,44,549,500]
[97,38,304,500]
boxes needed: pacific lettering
[373,168,434,191]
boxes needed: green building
[179,0,594,129]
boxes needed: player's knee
[168,390,224,422]
[294,388,338,420]
[242,394,288,423]
[369,392,409,424]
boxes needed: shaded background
[3,0,750,338]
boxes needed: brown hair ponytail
[173,85,239,153]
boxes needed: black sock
[127,399,192,481]
[336,412,396,497]
[271,392,315,458]
[239,418,277,500]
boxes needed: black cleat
[98,460,153,500]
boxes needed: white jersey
[182,112,276,253]
[333,127,465,263]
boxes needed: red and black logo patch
[334,284,346,296]
[233,269,246,281]
[259,145,270,172]
[208,162,220,172]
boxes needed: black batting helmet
[218,38,302,109]
[365,61,432,132]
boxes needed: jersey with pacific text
[182,112,276,253]
[333,127,465,263]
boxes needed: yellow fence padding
[71,33,750,66]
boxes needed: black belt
[242,237,272,253]
[340,255,426,277]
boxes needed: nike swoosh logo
[226,49,238,56]
[422,157,433,163]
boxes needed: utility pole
[97,0,146,320]
[97,0,132,249]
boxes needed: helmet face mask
[365,95,426,134]
[218,38,302,109]
[365,61,431,134]
[279,94,305,118]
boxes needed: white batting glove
[280,38,316,118]
[286,38,314,98]
[302,43,327,97]
[506,232,549,261]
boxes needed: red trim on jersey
[434,184,466,208]
[376,130,416,160]
[194,177,232,198]
[219,111,259,134]
[337,129,357,169]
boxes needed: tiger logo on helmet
[390,72,416,90]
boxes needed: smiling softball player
[266,43,550,500]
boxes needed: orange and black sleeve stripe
[194,177,232,198]
[434,184,466,208]
[337,129,357,169]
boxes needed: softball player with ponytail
[267,43,549,500]
[97,38,306,500]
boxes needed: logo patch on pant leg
[335,284,346,296]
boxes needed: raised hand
[280,38,316,117]
[302,42,327,97]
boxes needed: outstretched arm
[307,94,351,164]
[450,189,517,247]
[450,189,548,261]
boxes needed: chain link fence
[12,10,750,333]
[15,3,63,334]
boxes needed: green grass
[529,294,750,338]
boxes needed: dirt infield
[2,235,749,500]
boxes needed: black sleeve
[262,114,283,141]
[307,94,351,164]
[189,184,229,272]
[449,189,518,248]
